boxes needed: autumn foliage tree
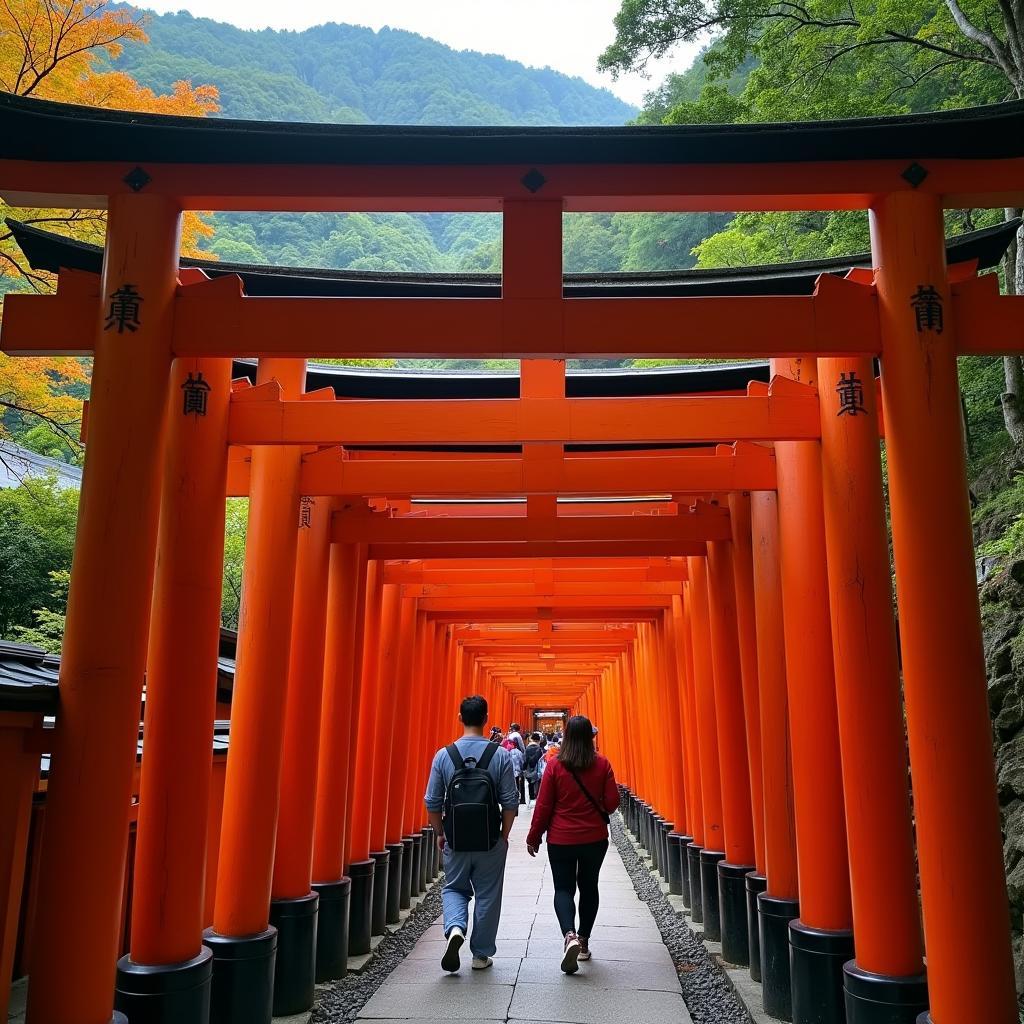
[0,0,219,463]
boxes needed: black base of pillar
[677,834,693,908]
[400,837,415,910]
[203,926,277,1024]
[686,843,704,923]
[699,849,725,942]
[843,963,928,1024]
[789,919,854,1024]
[651,813,663,866]
[745,872,768,983]
[114,946,213,1024]
[370,850,390,936]
[667,833,685,896]
[423,825,438,881]
[417,831,430,888]
[313,877,351,982]
[759,893,799,1021]
[347,859,375,956]
[409,834,423,897]
[659,821,673,880]
[269,891,318,1017]
[718,862,754,967]
[385,842,404,925]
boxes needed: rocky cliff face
[982,556,1024,995]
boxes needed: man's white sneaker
[441,927,465,973]
[471,956,493,970]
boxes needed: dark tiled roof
[0,641,59,713]
[2,93,1023,165]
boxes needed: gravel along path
[610,815,750,1024]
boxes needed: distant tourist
[523,733,544,807]
[425,695,518,973]
[501,736,526,802]
[526,715,620,974]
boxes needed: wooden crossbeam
[230,391,819,447]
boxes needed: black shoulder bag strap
[565,764,611,825]
[445,743,465,770]
[476,740,500,772]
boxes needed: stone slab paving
[355,809,693,1024]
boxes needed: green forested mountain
[114,11,635,125]
[110,10,725,280]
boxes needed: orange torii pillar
[817,354,927,1023]
[368,582,402,937]
[872,193,1017,1024]
[678,589,706,922]
[706,537,757,966]
[404,614,434,900]
[727,490,769,980]
[671,591,703,913]
[24,195,181,1024]
[206,358,305,1024]
[114,355,231,1023]
[772,360,853,1024]
[750,491,800,1020]
[657,610,690,899]
[413,618,443,891]
[346,560,384,954]
[688,557,727,941]
[311,542,367,982]
[268,493,334,1016]
[383,597,418,925]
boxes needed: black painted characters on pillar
[181,372,211,416]
[103,284,143,333]
[299,496,314,528]
[910,285,944,334]
[835,371,867,417]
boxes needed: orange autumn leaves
[0,1,220,447]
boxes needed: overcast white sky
[137,0,702,107]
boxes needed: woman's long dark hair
[558,715,596,771]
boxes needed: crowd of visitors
[425,698,617,977]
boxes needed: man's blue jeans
[441,839,509,958]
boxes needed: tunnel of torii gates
[2,94,1024,1024]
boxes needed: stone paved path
[357,809,694,1024]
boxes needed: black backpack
[442,742,502,852]
[523,745,543,774]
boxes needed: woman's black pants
[546,839,609,937]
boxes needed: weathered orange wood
[705,539,756,868]
[386,564,688,584]
[687,557,725,855]
[771,358,852,933]
[212,358,305,939]
[726,491,766,875]
[369,584,403,853]
[130,356,231,966]
[744,491,797,894]
[366,541,709,559]
[0,717,43,1016]
[25,195,182,1024]
[330,511,731,545]
[228,393,820,447]
[402,582,683,598]
[312,543,367,884]
[273,494,334,900]
[292,450,777,497]
[873,192,1017,1022]
[5,154,1022,213]
[671,592,702,841]
[818,355,923,979]
[347,561,384,864]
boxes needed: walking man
[425,694,518,973]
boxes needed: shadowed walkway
[355,809,693,1024]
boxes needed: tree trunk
[1000,211,1024,448]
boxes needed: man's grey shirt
[424,736,519,812]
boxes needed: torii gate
[1,91,1024,1024]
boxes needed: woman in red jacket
[526,714,621,974]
